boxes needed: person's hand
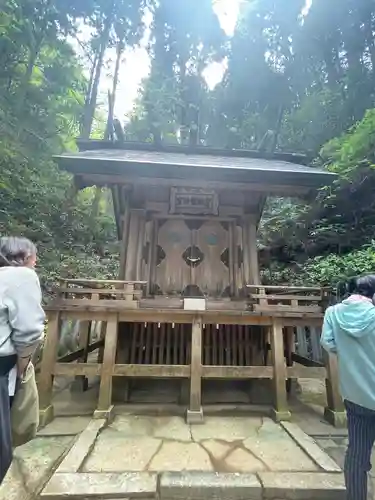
[17,357,30,379]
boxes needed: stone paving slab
[259,471,346,499]
[107,414,192,441]
[149,442,213,472]
[83,415,321,474]
[159,471,262,500]
[32,413,348,500]
[41,472,158,499]
[242,420,319,472]
[190,416,262,442]
[84,436,162,472]
[37,416,91,436]
[281,422,342,472]
[0,436,74,500]
[57,419,106,473]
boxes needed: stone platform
[21,413,346,500]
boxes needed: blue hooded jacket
[321,297,375,410]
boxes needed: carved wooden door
[154,219,230,298]
[193,220,230,297]
[155,219,191,295]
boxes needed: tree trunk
[105,40,123,140]
[81,10,113,139]
[81,51,99,137]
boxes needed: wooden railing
[37,280,344,428]
[246,285,331,314]
[52,279,147,309]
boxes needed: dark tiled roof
[55,148,335,189]
[59,149,319,173]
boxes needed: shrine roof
[55,141,335,189]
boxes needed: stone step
[40,471,346,500]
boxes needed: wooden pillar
[242,215,260,287]
[38,311,60,427]
[242,221,250,289]
[324,351,346,427]
[124,209,145,281]
[186,318,204,424]
[285,326,295,394]
[229,221,238,296]
[270,319,291,421]
[97,321,106,364]
[94,314,118,420]
[136,211,146,281]
[248,217,260,285]
[147,218,158,296]
[118,193,130,279]
[71,320,91,393]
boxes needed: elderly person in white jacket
[0,237,45,484]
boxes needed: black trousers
[0,355,16,485]
[345,399,375,500]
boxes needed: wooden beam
[253,305,322,314]
[97,314,118,412]
[247,216,260,285]
[228,221,236,296]
[113,364,189,377]
[189,319,202,413]
[286,366,326,379]
[79,173,311,196]
[147,219,158,296]
[119,190,130,279]
[285,326,295,394]
[71,320,91,392]
[232,222,239,297]
[324,350,345,425]
[54,288,142,296]
[124,209,145,281]
[110,186,121,238]
[246,285,323,292]
[249,294,322,301]
[201,366,273,379]
[38,311,60,411]
[53,363,102,376]
[242,222,250,292]
[97,321,106,364]
[270,319,290,420]
[152,213,235,222]
[56,340,104,363]
[47,307,323,326]
[291,353,324,368]
[51,299,140,309]
[136,211,146,281]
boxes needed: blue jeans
[0,355,16,485]
[345,400,375,500]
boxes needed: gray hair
[0,236,37,267]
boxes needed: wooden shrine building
[38,141,344,427]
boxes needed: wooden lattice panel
[119,323,191,365]
[117,323,268,368]
[202,324,266,366]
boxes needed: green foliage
[0,0,120,297]
[261,107,375,285]
[263,244,375,288]
[2,0,375,293]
